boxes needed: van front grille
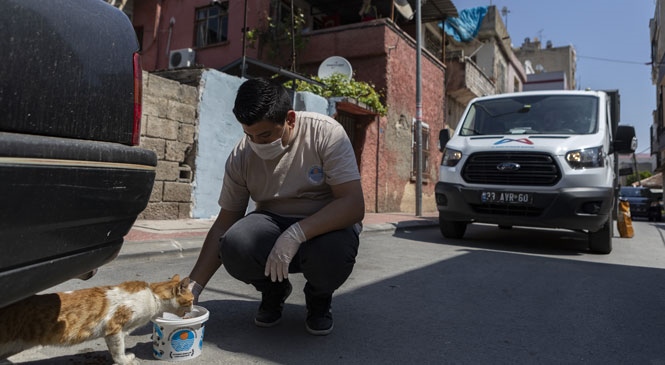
[462,152,561,186]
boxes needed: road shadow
[7,229,665,364]
[647,219,665,233]
[179,250,665,364]
[393,222,592,256]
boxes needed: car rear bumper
[0,132,157,307]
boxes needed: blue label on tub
[171,329,196,352]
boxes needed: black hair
[232,78,292,126]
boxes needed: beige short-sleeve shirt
[219,111,360,217]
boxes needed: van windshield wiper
[460,127,482,135]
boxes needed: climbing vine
[245,5,307,63]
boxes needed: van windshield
[459,95,599,136]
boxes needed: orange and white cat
[0,274,194,365]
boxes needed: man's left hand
[265,222,307,282]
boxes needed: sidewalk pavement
[119,212,439,260]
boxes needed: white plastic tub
[152,305,210,361]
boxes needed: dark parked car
[619,186,661,221]
[0,0,156,308]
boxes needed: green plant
[626,171,652,185]
[245,5,307,64]
[288,74,387,116]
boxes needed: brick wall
[139,71,198,219]
[297,20,446,213]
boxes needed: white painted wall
[191,71,330,219]
[191,71,244,219]
[295,91,329,115]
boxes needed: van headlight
[565,146,604,169]
[442,148,463,167]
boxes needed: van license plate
[481,191,533,205]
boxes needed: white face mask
[248,126,288,160]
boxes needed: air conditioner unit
[169,48,195,69]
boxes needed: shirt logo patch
[308,165,325,185]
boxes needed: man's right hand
[265,222,307,282]
[189,280,204,304]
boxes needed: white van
[435,90,637,254]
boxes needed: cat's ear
[178,276,191,294]
[171,274,180,282]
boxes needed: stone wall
[138,71,199,219]
[135,70,330,220]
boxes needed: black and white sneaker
[254,280,292,327]
[305,293,333,336]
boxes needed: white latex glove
[265,222,307,282]
[188,280,204,305]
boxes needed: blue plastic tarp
[442,6,488,43]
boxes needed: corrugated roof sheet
[413,0,458,22]
[305,0,457,25]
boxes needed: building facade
[651,0,665,170]
[513,37,577,91]
[127,0,458,214]
[444,5,527,132]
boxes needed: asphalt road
[5,219,665,364]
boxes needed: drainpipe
[165,17,175,58]
[290,0,296,72]
[375,116,381,212]
[290,0,297,104]
[633,153,641,186]
[415,0,423,216]
[153,0,163,69]
[241,0,248,78]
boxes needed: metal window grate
[195,3,229,47]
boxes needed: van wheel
[439,216,467,239]
[588,218,612,254]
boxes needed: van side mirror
[438,129,450,152]
[613,125,637,155]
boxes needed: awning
[409,0,458,22]
[634,172,663,188]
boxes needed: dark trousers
[220,211,359,297]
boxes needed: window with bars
[195,3,229,48]
[271,0,292,27]
[412,121,430,181]
[335,112,356,144]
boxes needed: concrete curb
[361,220,438,233]
[118,237,204,262]
[118,220,438,262]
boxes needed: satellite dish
[317,56,353,80]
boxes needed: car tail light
[132,52,143,146]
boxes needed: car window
[620,188,649,197]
